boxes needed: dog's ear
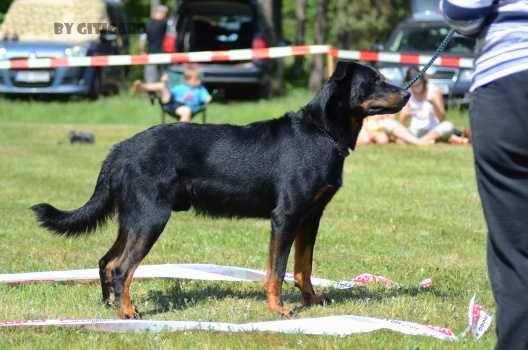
[331,61,357,82]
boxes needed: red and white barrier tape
[0,45,473,70]
[465,295,494,339]
[329,47,473,69]
[0,45,329,70]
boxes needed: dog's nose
[401,90,411,101]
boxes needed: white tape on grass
[0,264,492,340]
[0,316,457,340]
[0,263,389,289]
[0,298,492,341]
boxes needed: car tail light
[252,36,268,50]
[163,33,176,53]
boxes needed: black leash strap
[403,28,457,89]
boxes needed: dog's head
[330,61,410,116]
[305,61,409,153]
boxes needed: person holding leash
[441,1,528,348]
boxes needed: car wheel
[88,71,101,100]
[259,81,272,99]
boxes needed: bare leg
[420,130,441,143]
[373,131,390,144]
[131,81,172,104]
[448,134,470,144]
[356,127,372,145]
[392,124,433,145]
[176,106,193,123]
[381,119,433,145]
[420,121,469,144]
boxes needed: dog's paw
[119,305,142,319]
[102,297,118,309]
[268,303,296,319]
[301,293,331,307]
[279,306,297,319]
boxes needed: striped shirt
[440,0,528,91]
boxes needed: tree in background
[308,0,328,91]
[262,0,283,41]
[335,0,408,50]
[262,0,284,95]
[283,0,409,90]
[292,0,307,76]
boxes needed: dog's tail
[31,153,115,237]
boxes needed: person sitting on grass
[131,65,212,122]
[357,114,392,145]
[380,66,469,145]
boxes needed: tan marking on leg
[294,231,318,306]
[118,266,139,319]
[102,230,128,305]
[293,185,338,307]
[265,236,291,316]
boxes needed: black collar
[313,124,350,158]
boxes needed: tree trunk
[262,0,284,96]
[309,0,328,91]
[293,0,307,74]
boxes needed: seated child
[131,65,212,122]
[380,66,469,145]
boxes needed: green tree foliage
[283,0,409,49]
[335,0,409,49]
[0,0,13,23]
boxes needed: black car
[0,0,129,98]
[166,0,275,98]
[375,0,475,106]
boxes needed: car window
[181,14,254,51]
[389,25,475,56]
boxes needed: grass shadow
[139,279,460,317]
[140,282,267,316]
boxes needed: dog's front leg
[294,185,337,306]
[265,212,297,317]
[293,213,329,306]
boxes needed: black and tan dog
[32,61,409,319]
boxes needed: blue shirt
[170,84,211,113]
[440,0,528,91]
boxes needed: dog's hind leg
[111,201,172,319]
[115,229,165,319]
[98,229,127,306]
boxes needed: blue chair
[157,70,207,124]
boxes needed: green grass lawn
[0,92,493,349]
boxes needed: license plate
[15,71,51,83]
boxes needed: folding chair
[157,70,207,124]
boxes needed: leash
[314,124,350,158]
[403,28,456,89]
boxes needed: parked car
[166,0,276,98]
[375,0,475,106]
[0,0,129,98]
